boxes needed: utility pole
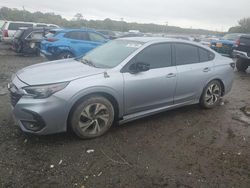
[120,18,124,32]
[165,21,168,34]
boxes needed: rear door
[173,43,215,104]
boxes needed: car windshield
[222,34,241,41]
[78,40,144,68]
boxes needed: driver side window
[133,43,172,69]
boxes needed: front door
[122,43,177,115]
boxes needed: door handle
[166,73,176,78]
[203,67,211,72]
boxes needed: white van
[1,21,59,43]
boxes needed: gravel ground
[0,43,250,188]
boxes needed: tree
[228,18,250,33]
[74,13,83,21]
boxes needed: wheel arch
[202,78,225,97]
[67,91,121,131]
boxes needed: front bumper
[12,96,69,135]
[233,50,250,60]
[9,76,70,135]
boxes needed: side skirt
[119,100,198,125]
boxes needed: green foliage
[228,18,250,33]
[0,7,219,35]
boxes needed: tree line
[228,18,250,33]
[2,6,249,35]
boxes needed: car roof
[118,37,213,51]
[119,37,194,44]
[59,28,97,32]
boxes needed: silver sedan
[9,37,234,139]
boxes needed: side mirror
[129,62,150,74]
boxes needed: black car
[12,27,52,55]
[233,35,250,71]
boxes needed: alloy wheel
[204,83,221,106]
[79,103,110,135]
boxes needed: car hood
[16,59,105,85]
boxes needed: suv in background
[40,29,108,60]
[1,21,59,43]
[210,33,244,57]
[233,35,250,72]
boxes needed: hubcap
[205,83,221,105]
[79,103,110,135]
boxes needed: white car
[1,21,59,43]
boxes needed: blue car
[210,33,244,57]
[40,29,108,60]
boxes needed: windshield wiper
[80,59,97,67]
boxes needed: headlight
[22,82,69,99]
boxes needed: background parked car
[1,21,59,43]
[233,34,250,72]
[40,29,108,60]
[210,33,245,57]
[97,30,117,39]
[199,37,219,47]
[12,27,53,56]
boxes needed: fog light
[21,109,46,132]
[21,120,44,132]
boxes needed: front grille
[10,92,22,107]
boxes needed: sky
[1,0,250,31]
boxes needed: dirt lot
[0,42,250,188]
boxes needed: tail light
[46,38,58,42]
[235,39,240,46]
[230,62,235,69]
[3,29,8,37]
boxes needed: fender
[67,86,124,118]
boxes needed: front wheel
[200,80,222,109]
[69,96,115,139]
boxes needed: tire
[236,58,249,72]
[200,80,222,109]
[58,51,74,59]
[69,95,115,139]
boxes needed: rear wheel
[69,96,115,139]
[58,51,74,59]
[200,80,222,109]
[236,58,249,72]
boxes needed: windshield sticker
[126,43,142,48]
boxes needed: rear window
[175,43,199,65]
[240,36,250,46]
[64,31,89,40]
[8,23,33,30]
